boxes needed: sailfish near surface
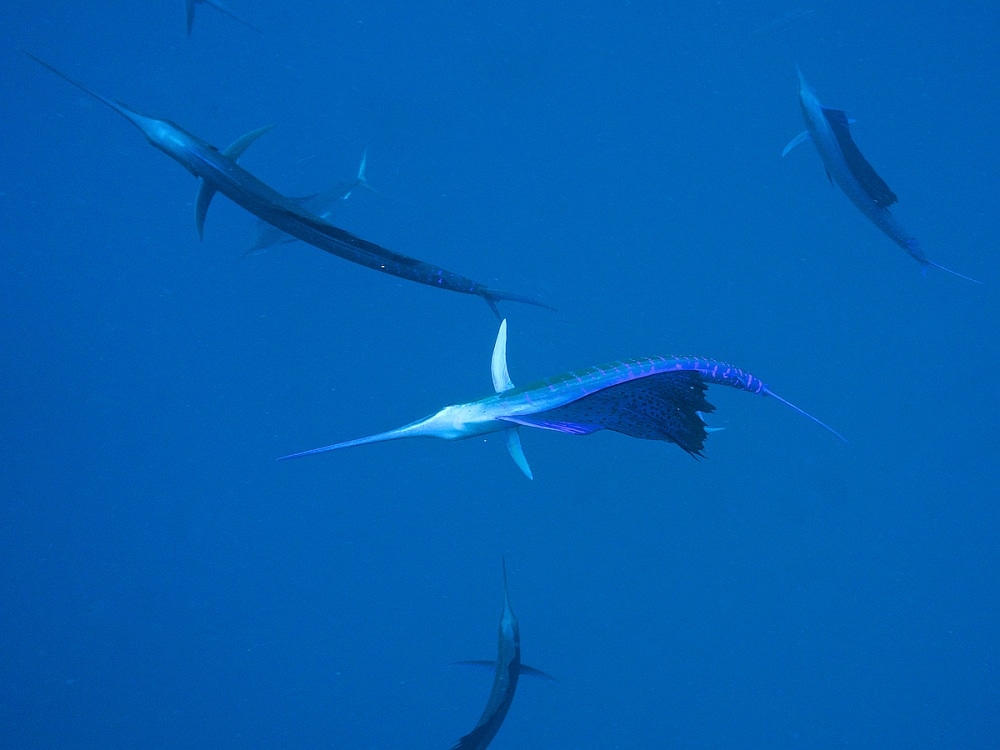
[784,68,979,283]
[25,53,548,316]
[451,559,553,750]
[279,320,845,478]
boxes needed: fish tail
[762,387,849,444]
[479,287,556,318]
[923,259,983,285]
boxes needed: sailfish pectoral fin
[505,428,533,479]
[491,319,515,393]
[193,124,274,239]
[781,129,811,157]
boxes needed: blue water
[3,2,998,747]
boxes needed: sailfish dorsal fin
[491,319,515,393]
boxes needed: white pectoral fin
[781,130,811,157]
[491,319,515,393]
[505,427,533,480]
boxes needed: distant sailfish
[784,68,979,283]
[279,320,845,478]
[451,559,554,750]
[25,53,547,316]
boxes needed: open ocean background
[2,2,998,747]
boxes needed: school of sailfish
[24,4,981,745]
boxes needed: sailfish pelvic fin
[505,428,533,480]
[781,129,811,157]
[194,124,274,239]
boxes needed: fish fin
[500,415,603,435]
[506,372,717,456]
[923,259,983,284]
[195,125,274,238]
[185,0,196,34]
[349,147,383,198]
[221,124,274,161]
[762,387,848,443]
[505,427,533,479]
[491,319,515,392]
[194,180,215,240]
[781,129,811,157]
[821,107,898,207]
[519,664,557,681]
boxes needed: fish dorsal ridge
[491,319,515,393]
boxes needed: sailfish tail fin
[762,387,848,443]
[478,288,556,319]
[924,259,983,285]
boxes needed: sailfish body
[784,69,978,283]
[25,54,547,315]
[279,320,844,479]
[451,559,553,750]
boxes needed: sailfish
[25,53,548,316]
[783,68,979,283]
[451,559,553,750]
[279,320,845,478]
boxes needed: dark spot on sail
[822,107,898,207]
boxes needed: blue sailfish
[451,559,553,750]
[279,320,845,478]
[784,68,979,283]
[25,54,548,316]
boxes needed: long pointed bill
[277,417,435,461]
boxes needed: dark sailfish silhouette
[25,54,549,316]
[784,68,979,283]
[451,559,553,750]
[279,319,845,478]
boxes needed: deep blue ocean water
[3,2,998,747]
